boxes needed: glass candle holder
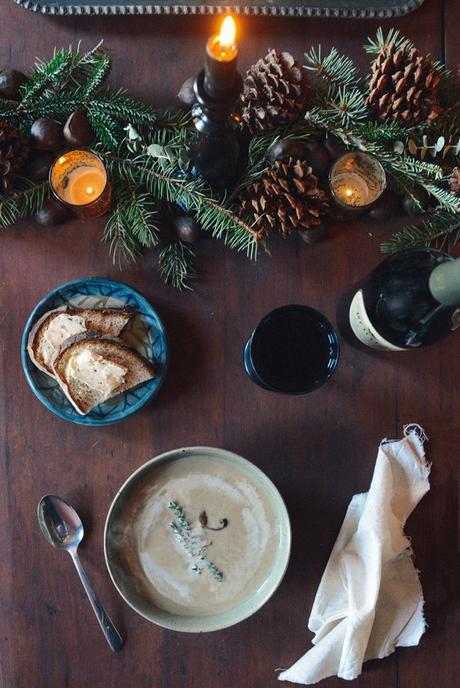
[329,151,386,215]
[49,150,111,219]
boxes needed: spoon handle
[70,551,123,653]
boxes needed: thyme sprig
[168,501,224,582]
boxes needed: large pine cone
[239,50,310,135]
[367,42,442,125]
[0,119,29,193]
[448,167,460,196]
[238,158,330,240]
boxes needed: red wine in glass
[243,305,340,394]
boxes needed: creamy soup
[119,455,281,616]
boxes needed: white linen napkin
[279,424,430,685]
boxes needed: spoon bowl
[38,495,84,551]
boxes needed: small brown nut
[63,111,93,147]
[35,198,69,226]
[31,118,64,151]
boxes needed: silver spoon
[37,494,123,653]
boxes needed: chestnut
[31,118,64,151]
[63,111,93,147]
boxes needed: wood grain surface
[0,1,459,686]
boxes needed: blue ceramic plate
[21,278,168,426]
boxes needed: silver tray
[15,0,425,18]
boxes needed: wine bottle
[348,249,460,350]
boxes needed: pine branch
[103,178,160,264]
[423,183,460,211]
[158,240,195,290]
[304,46,360,88]
[19,89,86,124]
[364,28,411,55]
[0,180,49,228]
[20,42,108,106]
[381,209,460,253]
[81,51,111,100]
[89,90,159,129]
[88,110,120,151]
[307,84,367,129]
[20,48,74,104]
[104,153,259,259]
[234,131,273,192]
[354,120,410,144]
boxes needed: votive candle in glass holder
[329,151,386,215]
[49,150,111,219]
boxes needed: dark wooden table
[1,1,459,686]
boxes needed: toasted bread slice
[53,332,156,415]
[28,306,134,376]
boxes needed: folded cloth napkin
[279,424,430,685]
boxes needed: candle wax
[207,35,238,62]
[64,167,106,206]
[332,172,370,207]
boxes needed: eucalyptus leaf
[147,143,170,159]
[435,136,445,153]
[408,139,418,156]
[393,140,405,155]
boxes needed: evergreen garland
[0,32,459,289]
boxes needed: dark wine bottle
[348,249,460,351]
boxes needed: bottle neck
[429,257,460,306]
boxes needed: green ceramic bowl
[104,447,291,633]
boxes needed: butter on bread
[27,306,134,377]
[53,332,156,415]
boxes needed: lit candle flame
[86,186,94,195]
[346,188,353,197]
[218,16,236,47]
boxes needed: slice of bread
[53,332,156,415]
[28,306,134,376]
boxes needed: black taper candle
[203,16,238,99]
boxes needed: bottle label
[349,290,406,351]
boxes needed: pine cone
[238,158,330,240]
[239,50,310,135]
[0,119,29,193]
[367,42,442,125]
[448,167,460,196]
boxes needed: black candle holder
[189,69,244,194]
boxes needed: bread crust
[53,332,156,415]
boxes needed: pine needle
[158,240,195,290]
